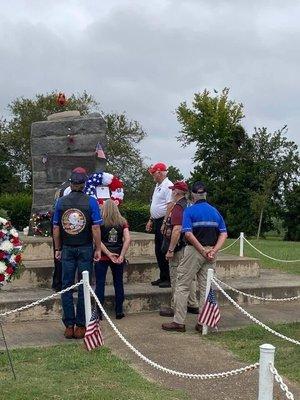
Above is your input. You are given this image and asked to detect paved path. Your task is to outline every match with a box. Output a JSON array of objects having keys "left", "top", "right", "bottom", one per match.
[{"left": 1, "top": 304, "right": 299, "bottom": 400}]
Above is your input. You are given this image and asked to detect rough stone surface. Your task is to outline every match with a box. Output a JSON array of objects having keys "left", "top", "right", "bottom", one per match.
[{"left": 30, "top": 113, "right": 107, "bottom": 215}]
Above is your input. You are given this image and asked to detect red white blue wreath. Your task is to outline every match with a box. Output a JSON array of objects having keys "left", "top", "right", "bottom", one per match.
[
  {"left": 0, "top": 217, "right": 23, "bottom": 286},
  {"left": 84, "top": 172, "right": 124, "bottom": 206}
]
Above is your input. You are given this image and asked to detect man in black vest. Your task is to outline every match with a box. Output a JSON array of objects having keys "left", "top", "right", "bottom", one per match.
[
  {"left": 53, "top": 168, "right": 102, "bottom": 339},
  {"left": 160, "top": 181, "right": 198, "bottom": 317}
]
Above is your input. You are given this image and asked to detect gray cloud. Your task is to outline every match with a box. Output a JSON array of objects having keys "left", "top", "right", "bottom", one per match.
[{"left": 0, "top": 0, "right": 299, "bottom": 177}]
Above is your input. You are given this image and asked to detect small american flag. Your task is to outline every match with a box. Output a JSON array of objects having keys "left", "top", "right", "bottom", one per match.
[
  {"left": 95, "top": 142, "right": 106, "bottom": 159},
  {"left": 84, "top": 308, "right": 104, "bottom": 351},
  {"left": 198, "top": 289, "right": 220, "bottom": 328}
]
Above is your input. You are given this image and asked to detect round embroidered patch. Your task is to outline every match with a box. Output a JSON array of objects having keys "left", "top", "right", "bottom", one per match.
[{"left": 62, "top": 208, "right": 86, "bottom": 235}]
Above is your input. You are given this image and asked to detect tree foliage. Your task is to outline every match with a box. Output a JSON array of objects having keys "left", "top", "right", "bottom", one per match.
[
  {"left": 177, "top": 88, "right": 300, "bottom": 238},
  {"left": 282, "top": 184, "right": 300, "bottom": 241}
]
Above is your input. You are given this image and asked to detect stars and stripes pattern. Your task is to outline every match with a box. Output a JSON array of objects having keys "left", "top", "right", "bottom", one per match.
[
  {"left": 198, "top": 289, "right": 220, "bottom": 328},
  {"left": 84, "top": 308, "right": 104, "bottom": 351},
  {"left": 95, "top": 142, "right": 106, "bottom": 159}
]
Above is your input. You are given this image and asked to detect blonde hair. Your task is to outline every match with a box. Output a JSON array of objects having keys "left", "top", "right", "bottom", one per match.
[{"left": 102, "top": 199, "right": 127, "bottom": 227}]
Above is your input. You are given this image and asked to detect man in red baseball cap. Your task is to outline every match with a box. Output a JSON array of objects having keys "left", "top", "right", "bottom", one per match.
[
  {"left": 159, "top": 181, "right": 198, "bottom": 317},
  {"left": 146, "top": 162, "right": 173, "bottom": 288}
]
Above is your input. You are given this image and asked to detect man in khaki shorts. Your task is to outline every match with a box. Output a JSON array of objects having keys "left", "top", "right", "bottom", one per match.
[
  {"left": 159, "top": 181, "right": 198, "bottom": 317},
  {"left": 162, "top": 181, "right": 227, "bottom": 333}
]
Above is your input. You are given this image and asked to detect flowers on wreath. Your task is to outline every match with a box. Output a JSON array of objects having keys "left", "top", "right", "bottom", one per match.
[
  {"left": 0, "top": 217, "right": 23, "bottom": 286},
  {"left": 84, "top": 172, "right": 124, "bottom": 206},
  {"left": 30, "top": 212, "right": 52, "bottom": 237}
]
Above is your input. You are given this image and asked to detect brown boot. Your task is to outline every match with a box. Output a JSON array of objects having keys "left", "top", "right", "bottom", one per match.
[
  {"left": 159, "top": 307, "right": 174, "bottom": 317},
  {"left": 64, "top": 326, "right": 74, "bottom": 339},
  {"left": 162, "top": 321, "right": 186, "bottom": 332},
  {"left": 195, "top": 323, "right": 203, "bottom": 334},
  {"left": 74, "top": 326, "right": 86, "bottom": 339}
]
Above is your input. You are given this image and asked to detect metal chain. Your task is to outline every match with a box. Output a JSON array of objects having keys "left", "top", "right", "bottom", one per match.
[
  {"left": 269, "top": 363, "right": 295, "bottom": 400},
  {"left": 219, "top": 236, "right": 240, "bottom": 252},
  {"left": 214, "top": 277, "right": 300, "bottom": 302},
  {"left": 87, "top": 283, "right": 259, "bottom": 379},
  {"left": 0, "top": 281, "right": 83, "bottom": 317},
  {"left": 212, "top": 278, "right": 300, "bottom": 346},
  {"left": 244, "top": 238, "right": 300, "bottom": 263}
]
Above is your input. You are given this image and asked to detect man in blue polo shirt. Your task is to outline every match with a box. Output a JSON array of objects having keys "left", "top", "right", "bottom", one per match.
[
  {"left": 53, "top": 167, "right": 103, "bottom": 339},
  {"left": 162, "top": 181, "right": 227, "bottom": 332}
]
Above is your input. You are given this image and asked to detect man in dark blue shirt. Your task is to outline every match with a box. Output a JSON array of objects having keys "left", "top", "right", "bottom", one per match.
[
  {"left": 162, "top": 181, "right": 227, "bottom": 333},
  {"left": 53, "top": 168, "right": 103, "bottom": 339}
]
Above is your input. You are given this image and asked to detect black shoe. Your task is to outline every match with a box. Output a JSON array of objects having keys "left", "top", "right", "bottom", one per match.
[
  {"left": 116, "top": 313, "right": 125, "bottom": 320},
  {"left": 187, "top": 306, "right": 199, "bottom": 314},
  {"left": 151, "top": 279, "right": 161, "bottom": 286},
  {"left": 159, "top": 281, "right": 171, "bottom": 288}
]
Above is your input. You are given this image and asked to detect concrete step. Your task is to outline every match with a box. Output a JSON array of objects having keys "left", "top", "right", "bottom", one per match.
[
  {"left": 20, "top": 232, "right": 156, "bottom": 261},
  {"left": 9, "top": 253, "right": 260, "bottom": 290},
  {"left": 0, "top": 269, "right": 299, "bottom": 322}
]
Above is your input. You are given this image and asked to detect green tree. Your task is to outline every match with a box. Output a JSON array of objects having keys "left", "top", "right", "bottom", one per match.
[
  {"left": 282, "top": 184, "right": 300, "bottom": 241},
  {"left": 0, "top": 92, "right": 147, "bottom": 191},
  {"left": 167, "top": 165, "right": 184, "bottom": 182},
  {"left": 176, "top": 88, "right": 300, "bottom": 237}
]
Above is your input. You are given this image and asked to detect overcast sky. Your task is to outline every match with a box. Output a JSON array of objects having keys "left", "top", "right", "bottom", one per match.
[{"left": 1, "top": 0, "right": 299, "bottom": 176}]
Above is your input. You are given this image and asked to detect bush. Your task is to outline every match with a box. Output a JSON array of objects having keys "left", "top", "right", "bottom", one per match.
[
  {"left": 0, "top": 193, "right": 32, "bottom": 230},
  {"left": 120, "top": 201, "right": 150, "bottom": 232}
]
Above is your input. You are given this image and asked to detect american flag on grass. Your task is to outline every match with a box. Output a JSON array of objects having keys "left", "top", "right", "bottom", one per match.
[
  {"left": 84, "top": 308, "right": 104, "bottom": 351},
  {"left": 95, "top": 142, "right": 106, "bottom": 159},
  {"left": 198, "top": 289, "right": 220, "bottom": 328}
]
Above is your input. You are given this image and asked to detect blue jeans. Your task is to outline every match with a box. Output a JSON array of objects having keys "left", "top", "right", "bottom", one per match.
[
  {"left": 61, "top": 244, "right": 93, "bottom": 327},
  {"left": 95, "top": 260, "right": 124, "bottom": 315}
]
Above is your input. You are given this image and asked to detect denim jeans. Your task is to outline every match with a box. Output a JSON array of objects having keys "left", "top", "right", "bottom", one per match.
[
  {"left": 95, "top": 260, "right": 124, "bottom": 315},
  {"left": 61, "top": 244, "right": 93, "bottom": 327}
]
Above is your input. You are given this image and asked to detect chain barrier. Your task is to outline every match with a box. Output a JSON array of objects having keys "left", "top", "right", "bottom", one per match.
[
  {"left": 0, "top": 281, "right": 83, "bottom": 317},
  {"left": 214, "top": 277, "right": 300, "bottom": 302},
  {"left": 212, "top": 278, "right": 300, "bottom": 346},
  {"left": 219, "top": 236, "right": 240, "bottom": 252},
  {"left": 87, "top": 283, "right": 259, "bottom": 379},
  {"left": 244, "top": 238, "right": 300, "bottom": 263},
  {"left": 269, "top": 363, "right": 295, "bottom": 400}
]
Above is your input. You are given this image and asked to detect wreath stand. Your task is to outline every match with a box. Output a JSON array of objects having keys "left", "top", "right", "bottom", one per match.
[{"left": 0, "top": 321, "right": 16, "bottom": 379}]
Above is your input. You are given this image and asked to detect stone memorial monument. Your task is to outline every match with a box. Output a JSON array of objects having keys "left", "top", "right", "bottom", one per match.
[{"left": 30, "top": 111, "right": 107, "bottom": 217}]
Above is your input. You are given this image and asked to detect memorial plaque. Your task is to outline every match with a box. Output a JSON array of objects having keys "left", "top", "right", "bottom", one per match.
[{"left": 46, "top": 155, "right": 96, "bottom": 183}]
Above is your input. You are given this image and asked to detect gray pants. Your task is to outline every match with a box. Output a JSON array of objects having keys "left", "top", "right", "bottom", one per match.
[
  {"left": 169, "top": 248, "right": 198, "bottom": 309},
  {"left": 173, "top": 245, "right": 216, "bottom": 325}
]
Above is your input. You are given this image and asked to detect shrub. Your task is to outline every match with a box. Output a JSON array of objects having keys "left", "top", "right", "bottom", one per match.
[
  {"left": 0, "top": 193, "right": 32, "bottom": 230},
  {"left": 120, "top": 201, "right": 150, "bottom": 232}
]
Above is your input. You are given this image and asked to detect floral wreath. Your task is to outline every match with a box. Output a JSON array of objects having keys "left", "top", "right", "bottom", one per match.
[
  {"left": 30, "top": 212, "right": 52, "bottom": 237},
  {"left": 0, "top": 217, "right": 23, "bottom": 286},
  {"left": 84, "top": 172, "right": 124, "bottom": 206}
]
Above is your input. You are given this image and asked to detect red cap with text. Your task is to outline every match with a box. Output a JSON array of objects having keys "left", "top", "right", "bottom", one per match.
[{"left": 148, "top": 162, "right": 167, "bottom": 174}]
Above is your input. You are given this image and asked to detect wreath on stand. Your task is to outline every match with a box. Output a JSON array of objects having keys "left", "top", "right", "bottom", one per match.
[
  {"left": 0, "top": 217, "right": 23, "bottom": 286},
  {"left": 30, "top": 212, "right": 52, "bottom": 237},
  {"left": 84, "top": 172, "right": 124, "bottom": 206}
]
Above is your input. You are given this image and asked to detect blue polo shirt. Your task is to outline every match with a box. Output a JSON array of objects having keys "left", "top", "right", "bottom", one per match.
[{"left": 182, "top": 200, "right": 227, "bottom": 246}]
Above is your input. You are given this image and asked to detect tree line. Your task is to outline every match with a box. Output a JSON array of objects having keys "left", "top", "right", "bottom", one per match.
[{"left": 0, "top": 89, "right": 299, "bottom": 240}]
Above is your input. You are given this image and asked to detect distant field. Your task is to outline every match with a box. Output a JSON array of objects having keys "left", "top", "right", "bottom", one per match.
[{"left": 223, "top": 238, "right": 300, "bottom": 274}]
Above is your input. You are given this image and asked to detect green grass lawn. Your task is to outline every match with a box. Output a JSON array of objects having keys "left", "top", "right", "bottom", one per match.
[
  {"left": 0, "top": 344, "right": 189, "bottom": 400},
  {"left": 224, "top": 238, "right": 300, "bottom": 274},
  {"left": 205, "top": 323, "right": 300, "bottom": 383}
]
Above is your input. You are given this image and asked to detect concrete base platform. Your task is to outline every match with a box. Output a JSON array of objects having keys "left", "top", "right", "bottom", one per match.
[{"left": 1, "top": 269, "right": 299, "bottom": 322}]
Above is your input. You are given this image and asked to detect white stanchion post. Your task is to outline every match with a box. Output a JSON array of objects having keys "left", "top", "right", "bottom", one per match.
[
  {"left": 258, "top": 343, "right": 275, "bottom": 400},
  {"left": 82, "top": 270, "right": 92, "bottom": 327},
  {"left": 239, "top": 232, "right": 244, "bottom": 257},
  {"left": 202, "top": 268, "right": 214, "bottom": 336}
]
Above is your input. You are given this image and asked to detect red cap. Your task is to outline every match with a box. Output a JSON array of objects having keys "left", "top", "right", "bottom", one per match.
[
  {"left": 169, "top": 181, "right": 189, "bottom": 192},
  {"left": 72, "top": 167, "right": 87, "bottom": 174},
  {"left": 148, "top": 162, "right": 167, "bottom": 174}
]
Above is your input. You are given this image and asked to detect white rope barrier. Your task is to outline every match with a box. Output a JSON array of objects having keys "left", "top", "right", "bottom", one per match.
[
  {"left": 214, "top": 277, "right": 300, "bottom": 302},
  {"left": 87, "top": 283, "right": 259, "bottom": 379},
  {"left": 0, "top": 281, "right": 83, "bottom": 317},
  {"left": 219, "top": 236, "right": 240, "bottom": 252},
  {"left": 244, "top": 238, "right": 300, "bottom": 263},
  {"left": 212, "top": 278, "right": 300, "bottom": 346},
  {"left": 269, "top": 363, "right": 295, "bottom": 400}
]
